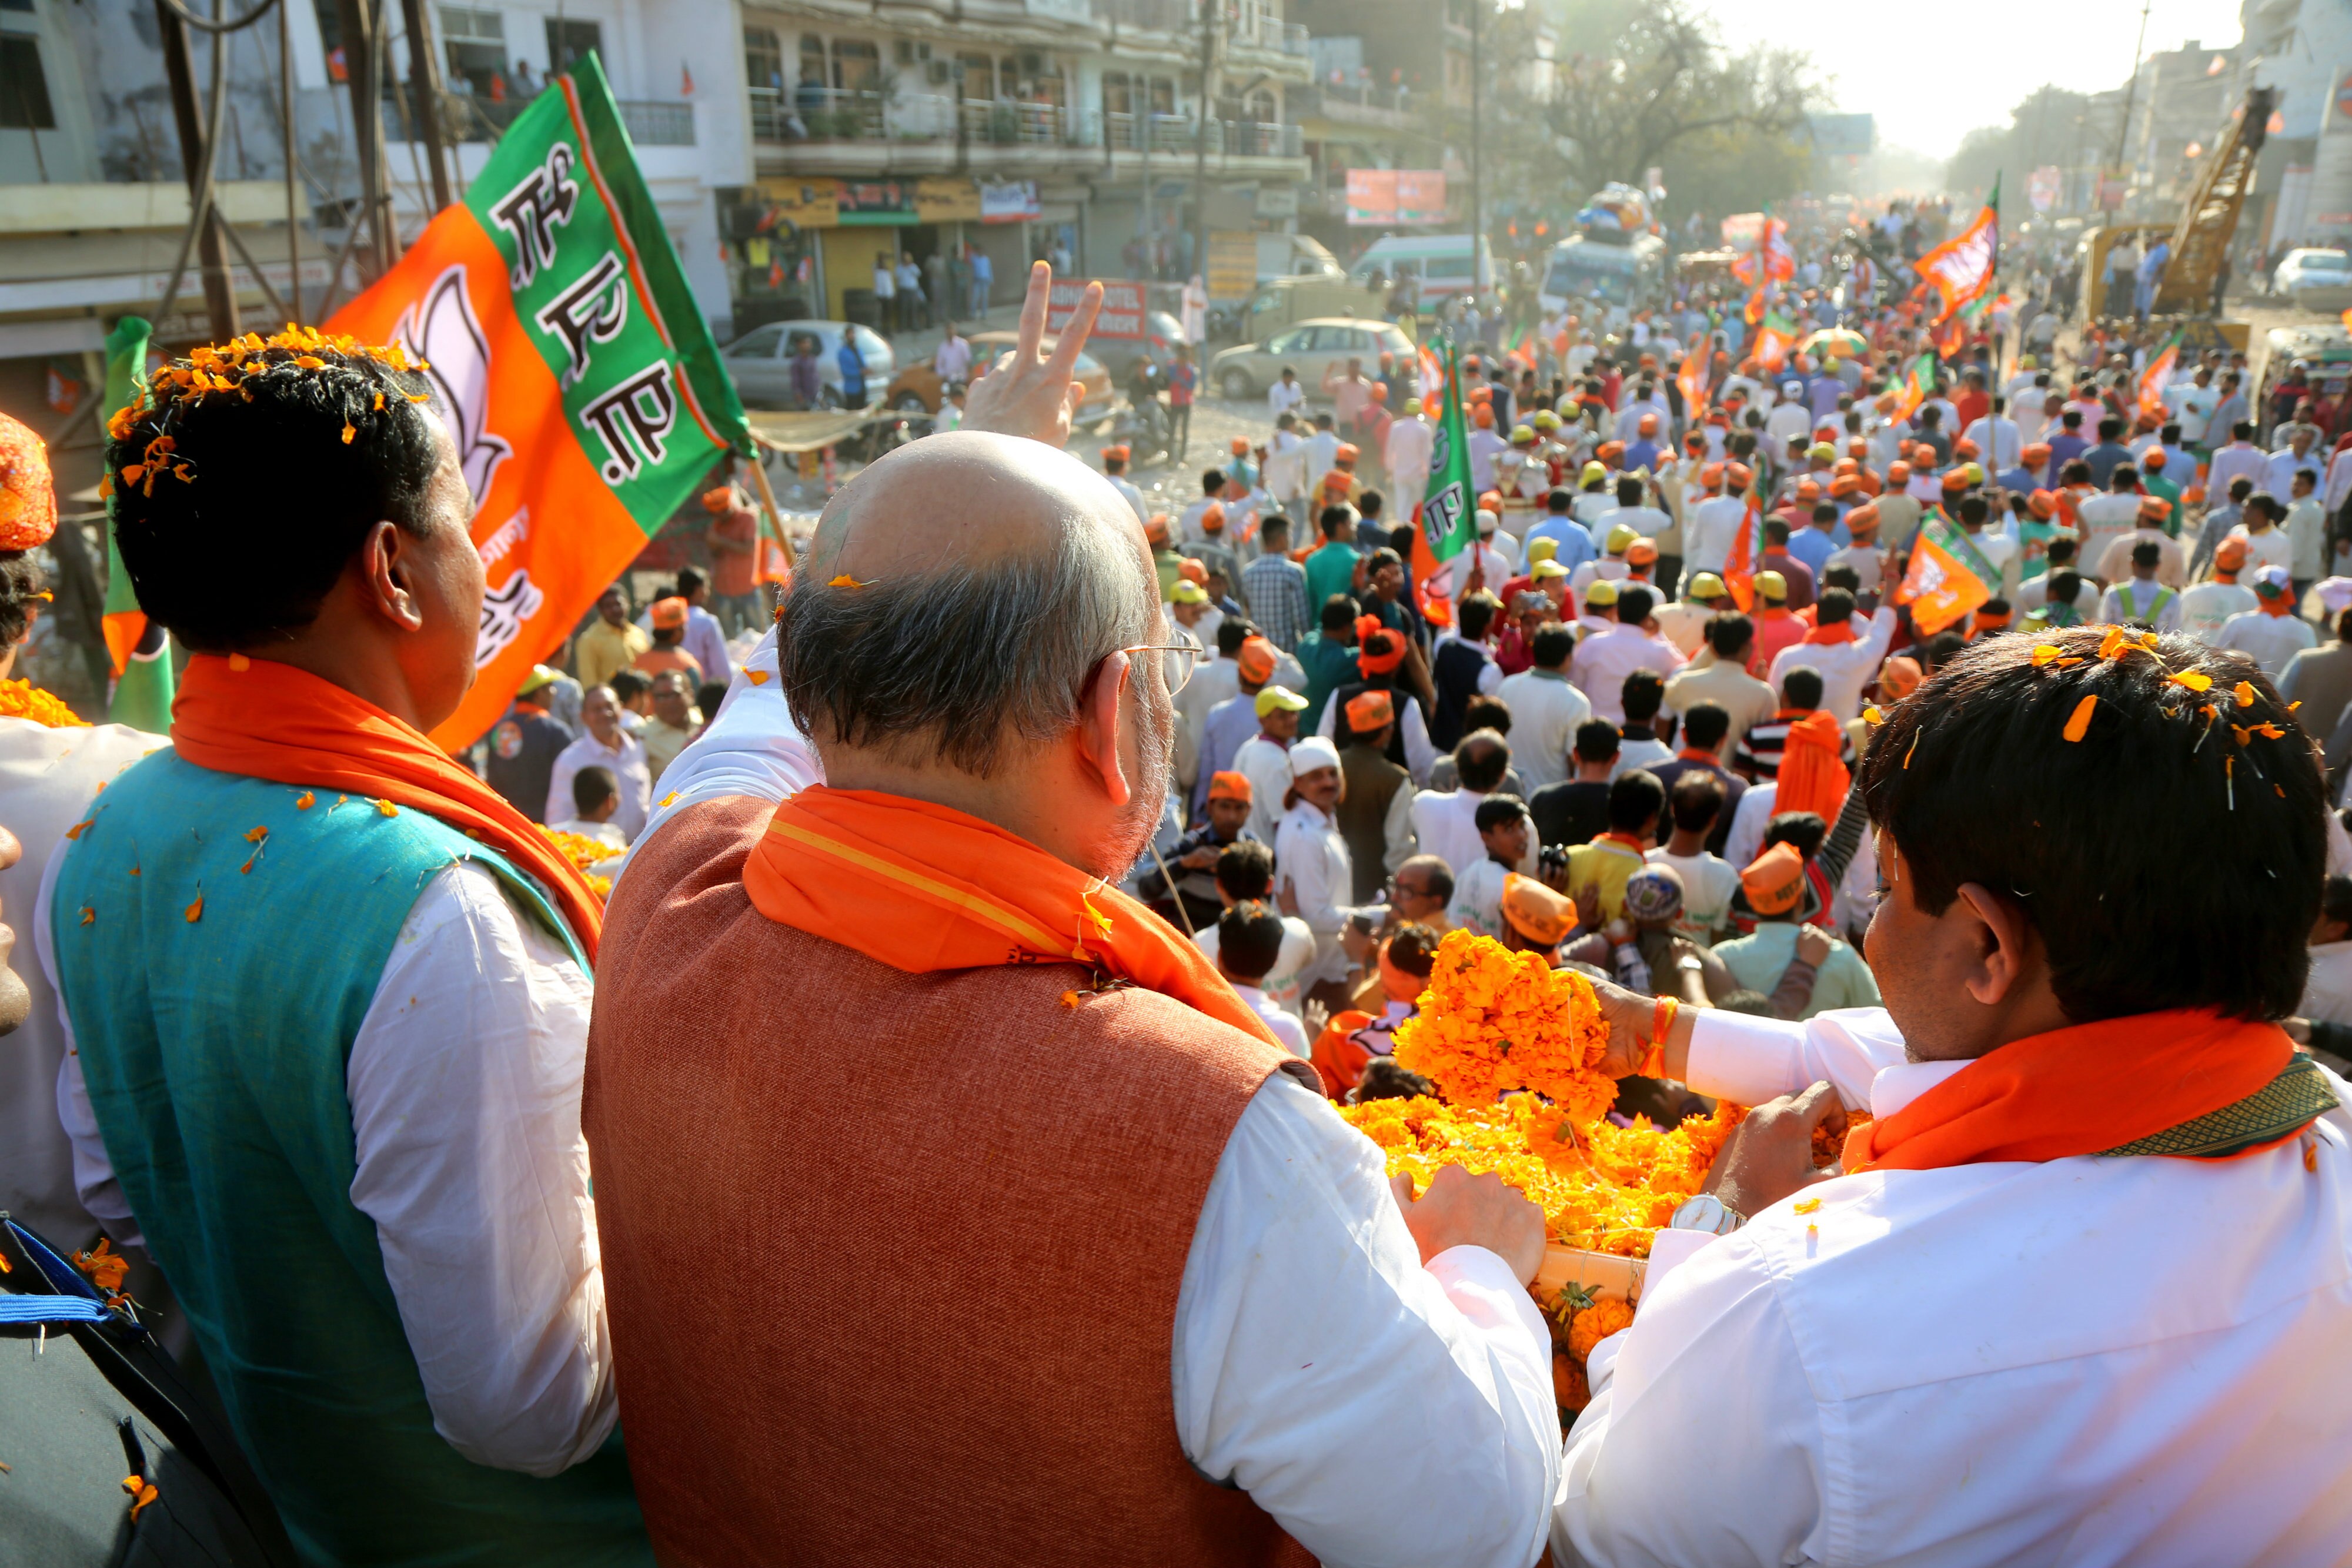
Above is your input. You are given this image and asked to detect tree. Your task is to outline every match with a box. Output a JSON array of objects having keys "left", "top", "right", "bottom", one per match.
[
  {"left": 1542, "top": 0, "right": 1812, "bottom": 196},
  {"left": 1943, "top": 86, "right": 2106, "bottom": 209}
]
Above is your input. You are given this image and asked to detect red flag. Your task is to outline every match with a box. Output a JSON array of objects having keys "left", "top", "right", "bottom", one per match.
[{"left": 1722, "top": 492, "right": 1762, "bottom": 611}]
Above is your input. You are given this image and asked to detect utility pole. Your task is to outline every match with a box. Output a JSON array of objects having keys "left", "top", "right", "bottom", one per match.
[
  {"left": 398, "top": 0, "right": 455, "bottom": 210},
  {"left": 1193, "top": 0, "right": 1216, "bottom": 287},
  {"left": 156, "top": 0, "right": 241, "bottom": 340},
  {"left": 1469, "top": 0, "right": 1483, "bottom": 282},
  {"left": 336, "top": 0, "right": 394, "bottom": 276},
  {"left": 2110, "top": 0, "right": 2153, "bottom": 206}
]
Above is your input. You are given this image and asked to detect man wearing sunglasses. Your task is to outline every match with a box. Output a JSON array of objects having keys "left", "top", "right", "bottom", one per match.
[{"left": 588, "top": 264, "right": 1559, "bottom": 1568}]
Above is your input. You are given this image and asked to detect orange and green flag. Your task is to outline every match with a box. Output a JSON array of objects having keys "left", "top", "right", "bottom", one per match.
[
  {"left": 1894, "top": 351, "right": 1937, "bottom": 420},
  {"left": 1409, "top": 336, "right": 1477, "bottom": 625},
  {"left": 328, "top": 54, "right": 749, "bottom": 752},
  {"left": 1892, "top": 510, "right": 1994, "bottom": 633},
  {"left": 2137, "top": 332, "right": 2181, "bottom": 425},
  {"left": 1753, "top": 309, "right": 1798, "bottom": 372}
]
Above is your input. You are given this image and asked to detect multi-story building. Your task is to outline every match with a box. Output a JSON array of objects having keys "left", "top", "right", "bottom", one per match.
[{"left": 729, "top": 0, "right": 1312, "bottom": 327}]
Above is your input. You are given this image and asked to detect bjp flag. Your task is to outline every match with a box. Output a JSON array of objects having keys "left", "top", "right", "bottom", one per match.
[
  {"left": 2137, "top": 332, "right": 2181, "bottom": 426},
  {"left": 328, "top": 54, "right": 750, "bottom": 751},
  {"left": 1891, "top": 513, "right": 1993, "bottom": 634}
]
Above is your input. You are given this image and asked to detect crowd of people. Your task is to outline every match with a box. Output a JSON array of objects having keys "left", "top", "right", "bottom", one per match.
[{"left": 2, "top": 255, "right": 2351, "bottom": 1567}]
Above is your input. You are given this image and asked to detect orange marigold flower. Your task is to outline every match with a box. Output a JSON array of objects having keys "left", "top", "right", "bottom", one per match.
[
  {"left": 2167, "top": 670, "right": 2213, "bottom": 693},
  {"left": 0, "top": 678, "right": 89, "bottom": 728},
  {"left": 2236, "top": 681, "right": 2257, "bottom": 708},
  {"left": 1568, "top": 1297, "right": 1635, "bottom": 1359},
  {"left": 2062, "top": 693, "right": 2097, "bottom": 742}
]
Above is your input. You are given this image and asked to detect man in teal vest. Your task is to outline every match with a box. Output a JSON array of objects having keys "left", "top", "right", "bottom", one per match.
[{"left": 47, "top": 330, "right": 649, "bottom": 1566}]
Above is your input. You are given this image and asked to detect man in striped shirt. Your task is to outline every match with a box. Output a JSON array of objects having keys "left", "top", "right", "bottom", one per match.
[
  {"left": 1732, "top": 667, "right": 1853, "bottom": 780},
  {"left": 1241, "top": 514, "right": 1311, "bottom": 650}
]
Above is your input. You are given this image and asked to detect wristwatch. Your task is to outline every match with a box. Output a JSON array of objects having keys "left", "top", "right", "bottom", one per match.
[{"left": 1669, "top": 1193, "right": 1745, "bottom": 1235}]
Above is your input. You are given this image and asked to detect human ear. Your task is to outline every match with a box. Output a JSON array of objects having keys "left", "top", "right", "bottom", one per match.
[
  {"left": 362, "top": 521, "right": 427, "bottom": 634},
  {"left": 1075, "top": 650, "right": 1134, "bottom": 809},
  {"left": 1954, "top": 881, "right": 2032, "bottom": 1007}
]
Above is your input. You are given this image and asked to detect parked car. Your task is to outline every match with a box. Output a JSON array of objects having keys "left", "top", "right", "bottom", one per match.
[
  {"left": 1208, "top": 317, "right": 1418, "bottom": 402},
  {"left": 2276, "top": 248, "right": 2352, "bottom": 308},
  {"left": 884, "top": 330, "right": 1116, "bottom": 428},
  {"left": 1085, "top": 309, "right": 1186, "bottom": 386},
  {"left": 722, "top": 319, "right": 895, "bottom": 409},
  {"left": 1215, "top": 279, "right": 1389, "bottom": 345}
]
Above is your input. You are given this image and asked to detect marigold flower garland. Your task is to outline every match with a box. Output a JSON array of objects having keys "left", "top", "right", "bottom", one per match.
[
  {"left": 538, "top": 826, "right": 616, "bottom": 903},
  {"left": 0, "top": 677, "right": 88, "bottom": 728},
  {"left": 1389, "top": 928, "right": 1615, "bottom": 1124}
]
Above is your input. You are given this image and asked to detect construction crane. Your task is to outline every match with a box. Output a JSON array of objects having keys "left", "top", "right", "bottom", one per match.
[{"left": 2152, "top": 85, "right": 2274, "bottom": 316}]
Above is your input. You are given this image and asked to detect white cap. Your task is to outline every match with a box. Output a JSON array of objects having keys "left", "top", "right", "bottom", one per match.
[
  {"left": 2253, "top": 563, "right": 2293, "bottom": 593},
  {"left": 1476, "top": 508, "right": 1499, "bottom": 536},
  {"left": 1783, "top": 380, "right": 1802, "bottom": 394},
  {"left": 1288, "top": 735, "right": 1342, "bottom": 778}
]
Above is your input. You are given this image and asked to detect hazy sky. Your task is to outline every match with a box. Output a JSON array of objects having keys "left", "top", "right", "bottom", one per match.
[{"left": 1700, "top": 0, "right": 2249, "bottom": 161}]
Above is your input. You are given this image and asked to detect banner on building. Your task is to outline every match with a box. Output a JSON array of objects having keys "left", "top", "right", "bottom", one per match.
[
  {"left": 2027, "top": 165, "right": 2062, "bottom": 213},
  {"left": 1045, "top": 278, "right": 1146, "bottom": 339},
  {"left": 1345, "top": 169, "right": 1447, "bottom": 226},
  {"left": 979, "top": 179, "right": 1040, "bottom": 224},
  {"left": 327, "top": 53, "right": 749, "bottom": 752}
]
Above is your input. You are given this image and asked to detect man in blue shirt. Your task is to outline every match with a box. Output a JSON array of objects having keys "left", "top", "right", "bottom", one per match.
[
  {"left": 1525, "top": 487, "right": 1597, "bottom": 574},
  {"left": 1784, "top": 502, "right": 1839, "bottom": 579},
  {"left": 836, "top": 335, "right": 868, "bottom": 408}
]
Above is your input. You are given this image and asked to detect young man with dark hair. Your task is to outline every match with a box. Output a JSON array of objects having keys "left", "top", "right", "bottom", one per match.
[
  {"left": 1664, "top": 611, "right": 1778, "bottom": 763},
  {"left": 1293, "top": 593, "right": 1364, "bottom": 728},
  {"left": 1302, "top": 503, "right": 1361, "bottom": 616},
  {"left": 1568, "top": 585, "right": 1684, "bottom": 726},
  {"left": 1213, "top": 901, "right": 1309, "bottom": 1055},
  {"left": 1563, "top": 768, "right": 1665, "bottom": 920},
  {"left": 1529, "top": 717, "right": 1623, "bottom": 848},
  {"left": 1430, "top": 591, "right": 1505, "bottom": 752},
  {"left": 52, "top": 333, "right": 647, "bottom": 1560},
  {"left": 1445, "top": 793, "right": 1536, "bottom": 938},
  {"left": 1498, "top": 620, "right": 1593, "bottom": 790},
  {"left": 1648, "top": 700, "right": 1748, "bottom": 854},
  {"left": 548, "top": 764, "right": 627, "bottom": 850},
  {"left": 1564, "top": 626, "right": 2350, "bottom": 1566},
  {"left": 1410, "top": 729, "right": 1521, "bottom": 879},
  {"left": 1645, "top": 771, "right": 1740, "bottom": 944},
  {"left": 1614, "top": 670, "right": 1673, "bottom": 777},
  {"left": 1765, "top": 584, "right": 1896, "bottom": 723},
  {"left": 1734, "top": 665, "right": 1848, "bottom": 780}
]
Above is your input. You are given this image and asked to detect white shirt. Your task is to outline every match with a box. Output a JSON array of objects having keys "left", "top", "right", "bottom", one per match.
[
  {"left": 2099, "top": 576, "right": 2183, "bottom": 630},
  {"left": 622, "top": 639, "right": 1563, "bottom": 1566},
  {"left": 1446, "top": 854, "right": 1514, "bottom": 940},
  {"left": 1195, "top": 913, "right": 1317, "bottom": 1014},
  {"left": 2165, "top": 380, "right": 2219, "bottom": 444},
  {"left": 1107, "top": 473, "right": 1148, "bottom": 523},
  {"left": 0, "top": 718, "right": 164, "bottom": 1248},
  {"left": 2291, "top": 496, "right": 2329, "bottom": 580},
  {"left": 933, "top": 336, "right": 972, "bottom": 382},
  {"left": 2226, "top": 524, "right": 2297, "bottom": 579},
  {"left": 2093, "top": 526, "right": 2187, "bottom": 589},
  {"left": 1273, "top": 798, "right": 1355, "bottom": 987},
  {"left": 1569, "top": 623, "right": 1686, "bottom": 724},
  {"left": 2179, "top": 580, "right": 2260, "bottom": 644},
  {"left": 1227, "top": 981, "right": 1309, "bottom": 1056},
  {"left": 1959, "top": 414, "right": 2022, "bottom": 471},
  {"left": 2268, "top": 445, "right": 2324, "bottom": 499},
  {"left": 2073, "top": 493, "right": 2142, "bottom": 576},
  {"left": 2213, "top": 608, "right": 2318, "bottom": 676},
  {"left": 2303, "top": 941, "right": 2352, "bottom": 1027},
  {"left": 1229, "top": 733, "right": 1295, "bottom": 847},
  {"left": 1765, "top": 606, "right": 1895, "bottom": 722},
  {"left": 1264, "top": 430, "right": 1308, "bottom": 502},
  {"left": 2326, "top": 447, "right": 2352, "bottom": 517},
  {"left": 45, "top": 860, "right": 619, "bottom": 1477},
  {"left": 1304, "top": 429, "right": 1341, "bottom": 484},
  {"left": 1683, "top": 494, "right": 1749, "bottom": 574},
  {"left": 1386, "top": 414, "right": 1432, "bottom": 493},
  {"left": 1268, "top": 377, "right": 1306, "bottom": 417},
  {"left": 1496, "top": 667, "right": 1594, "bottom": 789},
  {"left": 1555, "top": 1005, "right": 2352, "bottom": 1568},
  {"left": 547, "top": 730, "right": 652, "bottom": 843},
  {"left": 2207, "top": 442, "right": 2267, "bottom": 501},
  {"left": 1645, "top": 845, "right": 1739, "bottom": 943},
  {"left": 1722, "top": 780, "right": 1778, "bottom": 872}
]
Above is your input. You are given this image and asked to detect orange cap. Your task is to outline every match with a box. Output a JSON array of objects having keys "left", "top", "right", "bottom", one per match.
[
  {"left": 1345, "top": 688, "right": 1395, "bottom": 731},
  {"left": 1237, "top": 634, "right": 1277, "bottom": 684},
  {"left": 1501, "top": 872, "right": 1577, "bottom": 945},
  {"left": 1207, "top": 770, "right": 1252, "bottom": 804},
  {"left": 1740, "top": 842, "right": 1806, "bottom": 917},
  {"left": 650, "top": 596, "right": 689, "bottom": 630}
]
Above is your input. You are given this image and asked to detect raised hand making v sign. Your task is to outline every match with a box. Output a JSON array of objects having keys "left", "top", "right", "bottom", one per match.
[{"left": 960, "top": 261, "right": 1104, "bottom": 449}]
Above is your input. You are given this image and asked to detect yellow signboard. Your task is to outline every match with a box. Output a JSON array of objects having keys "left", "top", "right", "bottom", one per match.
[
  {"left": 1208, "top": 230, "right": 1258, "bottom": 302},
  {"left": 759, "top": 177, "right": 841, "bottom": 228},
  {"left": 754, "top": 176, "right": 981, "bottom": 228}
]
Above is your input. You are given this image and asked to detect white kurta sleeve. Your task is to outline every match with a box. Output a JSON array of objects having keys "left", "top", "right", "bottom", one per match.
[
  {"left": 1552, "top": 1230, "right": 1829, "bottom": 1568},
  {"left": 1682, "top": 1006, "right": 1908, "bottom": 1111},
  {"left": 1174, "top": 1072, "right": 1559, "bottom": 1568},
  {"left": 344, "top": 861, "right": 617, "bottom": 1477},
  {"left": 1402, "top": 697, "right": 1436, "bottom": 784},
  {"left": 616, "top": 626, "right": 821, "bottom": 880}
]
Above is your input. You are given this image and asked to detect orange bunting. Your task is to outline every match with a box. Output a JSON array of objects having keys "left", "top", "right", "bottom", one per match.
[{"left": 2062, "top": 694, "right": 2099, "bottom": 742}]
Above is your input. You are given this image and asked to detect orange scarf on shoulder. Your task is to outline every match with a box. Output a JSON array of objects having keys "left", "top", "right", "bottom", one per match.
[
  {"left": 741, "top": 786, "right": 1281, "bottom": 1049},
  {"left": 1800, "top": 619, "right": 1857, "bottom": 646},
  {"left": 1773, "top": 709, "right": 1849, "bottom": 822},
  {"left": 172, "top": 654, "right": 603, "bottom": 960},
  {"left": 1846, "top": 1010, "right": 2304, "bottom": 1171}
]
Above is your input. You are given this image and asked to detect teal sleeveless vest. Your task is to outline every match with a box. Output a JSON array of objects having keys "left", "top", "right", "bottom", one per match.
[{"left": 50, "top": 754, "right": 650, "bottom": 1568}]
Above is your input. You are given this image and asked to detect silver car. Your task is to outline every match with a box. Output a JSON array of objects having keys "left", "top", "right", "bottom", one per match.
[
  {"left": 2277, "top": 249, "right": 2352, "bottom": 310},
  {"left": 723, "top": 320, "right": 896, "bottom": 409},
  {"left": 1208, "top": 317, "right": 1417, "bottom": 402}
]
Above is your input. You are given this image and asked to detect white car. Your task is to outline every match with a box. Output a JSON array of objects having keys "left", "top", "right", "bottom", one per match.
[
  {"left": 2274, "top": 248, "right": 2352, "bottom": 306},
  {"left": 722, "top": 320, "right": 895, "bottom": 409}
]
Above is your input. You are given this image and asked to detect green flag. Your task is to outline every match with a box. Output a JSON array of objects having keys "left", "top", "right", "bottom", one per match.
[
  {"left": 99, "top": 315, "right": 175, "bottom": 733},
  {"left": 1413, "top": 337, "right": 1476, "bottom": 612}
]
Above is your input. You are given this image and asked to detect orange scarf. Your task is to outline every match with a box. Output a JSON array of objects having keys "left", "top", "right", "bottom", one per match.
[
  {"left": 1800, "top": 619, "right": 1858, "bottom": 646},
  {"left": 741, "top": 786, "right": 1281, "bottom": 1049},
  {"left": 172, "top": 654, "right": 603, "bottom": 960},
  {"left": 1846, "top": 1010, "right": 2301, "bottom": 1171},
  {"left": 1774, "top": 709, "right": 1849, "bottom": 821}
]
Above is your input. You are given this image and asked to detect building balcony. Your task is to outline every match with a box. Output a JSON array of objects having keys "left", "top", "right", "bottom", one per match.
[
  {"left": 385, "top": 88, "right": 695, "bottom": 146},
  {"left": 749, "top": 88, "right": 1304, "bottom": 176},
  {"left": 1288, "top": 82, "right": 1416, "bottom": 131}
]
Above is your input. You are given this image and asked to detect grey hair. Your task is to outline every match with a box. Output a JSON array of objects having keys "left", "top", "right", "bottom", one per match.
[{"left": 778, "top": 517, "right": 1155, "bottom": 777}]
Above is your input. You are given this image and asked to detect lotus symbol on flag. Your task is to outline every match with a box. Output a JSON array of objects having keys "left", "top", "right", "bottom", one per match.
[{"left": 394, "top": 265, "right": 515, "bottom": 513}]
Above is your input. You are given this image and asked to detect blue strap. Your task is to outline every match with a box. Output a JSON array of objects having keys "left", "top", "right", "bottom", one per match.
[{"left": 0, "top": 1295, "right": 108, "bottom": 1326}]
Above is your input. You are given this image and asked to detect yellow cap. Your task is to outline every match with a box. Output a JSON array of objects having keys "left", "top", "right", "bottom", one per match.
[
  {"left": 1528, "top": 537, "right": 1559, "bottom": 564},
  {"left": 1688, "top": 571, "right": 1728, "bottom": 599},
  {"left": 1755, "top": 570, "right": 1788, "bottom": 601},
  {"left": 1170, "top": 580, "right": 1209, "bottom": 604},
  {"left": 1254, "top": 685, "right": 1309, "bottom": 717},
  {"left": 1581, "top": 461, "right": 1607, "bottom": 484},
  {"left": 1585, "top": 578, "right": 1621, "bottom": 607},
  {"left": 1605, "top": 523, "right": 1639, "bottom": 553},
  {"left": 1532, "top": 559, "right": 1570, "bottom": 580}
]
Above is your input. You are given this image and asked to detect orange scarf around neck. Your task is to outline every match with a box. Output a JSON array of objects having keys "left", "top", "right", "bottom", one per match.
[
  {"left": 172, "top": 654, "right": 603, "bottom": 961},
  {"left": 741, "top": 786, "right": 1281, "bottom": 1049},
  {"left": 1773, "top": 709, "right": 1849, "bottom": 822},
  {"left": 1846, "top": 1010, "right": 2304, "bottom": 1171},
  {"left": 1800, "top": 619, "right": 1858, "bottom": 646}
]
